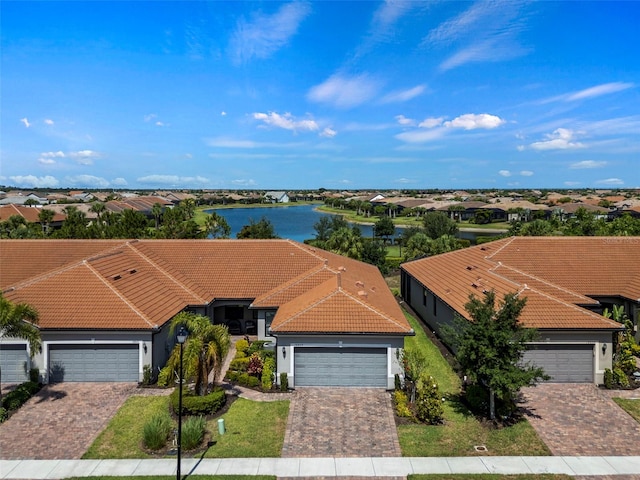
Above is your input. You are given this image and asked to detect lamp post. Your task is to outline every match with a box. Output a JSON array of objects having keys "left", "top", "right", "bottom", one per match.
[{"left": 176, "top": 326, "right": 188, "bottom": 480}]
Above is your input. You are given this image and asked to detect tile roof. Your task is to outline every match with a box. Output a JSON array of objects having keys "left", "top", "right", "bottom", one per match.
[
  {"left": 0, "top": 205, "right": 65, "bottom": 223},
  {"left": 1, "top": 239, "right": 410, "bottom": 335},
  {"left": 401, "top": 236, "right": 640, "bottom": 330}
]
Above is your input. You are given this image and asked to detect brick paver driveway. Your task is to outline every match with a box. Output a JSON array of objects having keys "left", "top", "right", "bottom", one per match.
[
  {"left": 0, "top": 383, "right": 136, "bottom": 459},
  {"left": 281, "top": 387, "right": 400, "bottom": 457},
  {"left": 522, "top": 383, "right": 640, "bottom": 456}
]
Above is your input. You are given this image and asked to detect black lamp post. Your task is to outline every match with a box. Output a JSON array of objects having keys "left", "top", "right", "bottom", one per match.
[{"left": 176, "top": 326, "right": 188, "bottom": 480}]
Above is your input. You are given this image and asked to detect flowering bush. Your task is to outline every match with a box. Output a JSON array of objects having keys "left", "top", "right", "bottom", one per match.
[{"left": 247, "top": 352, "right": 264, "bottom": 376}]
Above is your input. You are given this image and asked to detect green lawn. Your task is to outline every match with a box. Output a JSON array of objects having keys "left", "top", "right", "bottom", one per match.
[
  {"left": 398, "top": 311, "right": 550, "bottom": 457},
  {"left": 613, "top": 398, "right": 640, "bottom": 423},
  {"left": 203, "top": 398, "right": 289, "bottom": 458},
  {"left": 409, "top": 476, "right": 570, "bottom": 480},
  {"left": 83, "top": 395, "right": 289, "bottom": 459}
]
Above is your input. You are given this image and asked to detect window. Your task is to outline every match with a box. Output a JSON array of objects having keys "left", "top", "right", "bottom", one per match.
[
  {"left": 265, "top": 311, "right": 276, "bottom": 332},
  {"left": 226, "top": 306, "right": 244, "bottom": 320},
  {"left": 423, "top": 289, "right": 427, "bottom": 307},
  {"left": 432, "top": 293, "right": 437, "bottom": 317}
]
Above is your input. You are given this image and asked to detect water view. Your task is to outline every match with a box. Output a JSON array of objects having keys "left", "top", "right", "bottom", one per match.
[{"left": 206, "top": 204, "right": 385, "bottom": 242}]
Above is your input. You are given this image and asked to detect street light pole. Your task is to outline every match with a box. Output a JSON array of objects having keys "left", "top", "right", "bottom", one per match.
[{"left": 176, "top": 326, "right": 187, "bottom": 480}]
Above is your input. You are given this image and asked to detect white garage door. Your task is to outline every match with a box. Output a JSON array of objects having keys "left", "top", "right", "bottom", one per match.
[
  {"left": 0, "top": 344, "right": 29, "bottom": 383},
  {"left": 294, "top": 347, "right": 387, "bottom": 387},
  {"left": 523, "top": 344, "right": 594, "bottom": 383},
  {"left": 49, "top": 344, "right": 139, "bottom": 382}
]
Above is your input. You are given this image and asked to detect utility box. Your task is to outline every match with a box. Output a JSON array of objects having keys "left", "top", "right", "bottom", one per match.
[{"left": 218, "top": 418, "right": 225, "bottom": 435}]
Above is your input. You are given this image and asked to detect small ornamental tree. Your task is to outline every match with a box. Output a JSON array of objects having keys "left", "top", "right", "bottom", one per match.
[{"left": 446, "top": 290, "right": 548, "bottom": 420}]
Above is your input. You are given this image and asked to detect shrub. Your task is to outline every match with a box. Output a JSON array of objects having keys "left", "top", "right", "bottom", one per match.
[
  {"left": 247, "top": 340, "right": 268, "bottom": 355},
  {"left": 143, "top": 412, "right": 173, "bottom": 450},
  {"left": 142, "top": 364, "right": 154, "bottom": 386},
  {"left": 235, "top": 339, "right": 250, "bottom": 355},
  {"left": 393, "top": 390, "right": 412, "bottom": 418},
  {"left": 0, "top": 407, "right": 8, "bottom": 423},
  {"left": 261, "top": 357, "right": 275, "bottom": 390},
  {"left": 1, "top": 381, "right": 40, "bottom": 411},
  {"left": 229, "top": 357, "right": 250, "bottom": 372},
  {"left": 181, "top": 415, "right": 206, "bottom": 451},
  {"left": 465, "top": 384, "right": 489, "bottom": 415},
  {"left": 280, "top": 372, "right": 288, "bottom": 391},
  {"left": 225, "top": 371, "right": 239, "bottom": 382},
  {"left": 29, "top": 368, "right": 40, "bottom": 384},
  {"left": 604, "top": 368, "right": 614, "bottom": 389},
  {"left": 247, "top": 353, "right": 263, "bottom": 376},
  {"left": 614, "top": 367, "right": 630, "bottom": 388},
  {"left": 415, "top": 374, "right": 444, "bottom": 425},
  {"left": 236, "top": 373, "right": 260, "bottom": 387},
  {"left": 170, "top": 387, "right": 226, "bottom": 416},
  {"left": 394, "top": 373, "right": 402, "bottom": 391}
]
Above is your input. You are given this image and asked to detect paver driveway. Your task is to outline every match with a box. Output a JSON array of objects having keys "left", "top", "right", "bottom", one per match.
[
  {"left": 522, "top": 383, "right": 640, "bottom": 456},
  {"left": 281, "top": 387, "right": 400, "bottom": 457},
  {"left": 0, "top": 383, "right": 136, "bottom": 459}
]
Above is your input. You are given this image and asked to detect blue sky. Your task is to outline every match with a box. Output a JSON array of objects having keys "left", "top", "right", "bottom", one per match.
[{"left": 2, "top": 1, "right": 639, "bottom": 191}]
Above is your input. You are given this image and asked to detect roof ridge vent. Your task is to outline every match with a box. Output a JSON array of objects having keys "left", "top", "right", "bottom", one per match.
[
  {"left": 358, "top": 290, "right": 368, "bottom": 298},
  {"left": 355, "top": 280, "right": 364, "bottom": 287}
]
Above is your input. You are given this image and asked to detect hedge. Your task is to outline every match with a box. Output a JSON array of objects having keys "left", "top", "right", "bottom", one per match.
[{"left": 170, "top": 387, "right": 226, "bottom": 416}]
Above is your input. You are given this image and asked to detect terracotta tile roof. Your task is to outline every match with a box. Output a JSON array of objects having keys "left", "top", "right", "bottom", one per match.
[
  {"left": 0, "top": 205, "right": 65, "bottom": 223},
  {"left": 401, "top": 237, "right": 639, "bottom": 330},
  {"left": 1, "top": 239, "right": 410, "bottom": 335}
]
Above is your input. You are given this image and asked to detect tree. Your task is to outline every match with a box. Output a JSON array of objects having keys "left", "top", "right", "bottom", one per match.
[
  {"left": 204, "top": 212, "right": 231, "bottom": 238},
  {"left": 24, "top": 198, "right": 40, "bottom": 207},
  {"left": 0, "top": 294, "right": 41, "bottom": 392},
  {"left": 38, "top": 208, "right": 55, "bottom": 236},
  {"left": 403, "top": 232, "right": 432, "bottom": 261},
  {"left": 313, "top": 215, "right": 349, "bottom": 244},
  {"left": 472, "top": 209, "right": 492, "bottom": 225},
  {"left": 158, "top": 312, "right": 231, "bottom": 396},
  {"left": 237, "top": 217, "right": 278, "bottom": 239},
  {"left": 181, "top": 198, "right": 196, "bottom": 220},
  {"left": 422, "top": 212, "right": 458, "bottom": 240},
  {"left": 361, "top": 238, "right": 387, "bottom": 273},
  {"left": 151, "top": 203, "right": 163, "bottom": 231},
  {"left": 445, "top": 290, "right": 548, "bottom": 420},
  {"left": 374, "top": 216, "right": 395, "bottom": 243},
  {"left": 55, "top": 206, "right": 89, "bottom": 238},
  {"left": 324, "top": 226, "right": 363, "bottom": 260}
]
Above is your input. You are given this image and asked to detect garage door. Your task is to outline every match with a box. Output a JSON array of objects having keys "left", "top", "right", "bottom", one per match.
[
  {"left": 0, "top": 344, "right": 29, "bottom": 383},
  {"left": 523, "top": 344, "right": 594, "bottom": 383},
  {"left": 49, "top": 344, "right": 139, "bottom": 382},
  {"left": 294, "top": 347, "right": 387, "bottom": 387}
]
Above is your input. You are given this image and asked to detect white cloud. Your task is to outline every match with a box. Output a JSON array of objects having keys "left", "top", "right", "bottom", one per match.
[
  {"left": 111, "top": 177, "right": 128, "bottom": 186},
  {"left": 395, "top": 115, "right": 415, "bottom": 126},
  {"left": 596, "top": 178, "right": 624, "bottom": 186},
  {"left": 419, "top": 117, "right": 444, "bottom": 128},
  {"left": 381, "top": 85, "right": 427, "bottom": 103},
  {"left": 10, "top": 175, "right": 59, "bottom": 188},
  {"left": 570, "top": 160, "right": 607, "bottom": 169},
  {"left": 69, "top": 150, "right": 101, "bottom": 165},
  {"left": 444, "top": 113, "right": 505, "bottom": 130},
  {"left": 231, "top": 179, "right": 257, "bottom": 186},
  {"left": 38, "top": 158, "right": 56, "bottom": 165},
  {"left": 520, "top": 170, "right": 534, "bottom": 176},
  {"left": 20, "top": 118, "right": 31, "bottom": 128},
  {"left": 529, "top": 128, "right": 585, "bottom": 150},
  {"left": 252, "top": 111, "right": 319, "bottom": 132},
  {"left": 137, "top": 175, "right": 210, "bottom": 186},
  {"left": 41, "top": 151, "right": 66, "bottom": 158},
  {"left": 499, "top": 170, "right": 512, "bottom": 177},
  {"left": 66, "top": 175, "right": 110, "bottom": 188},
  {"left": 320, "top": 127, "right": 337, "bottom": 138},
  {"left": 426, "top": 0, "right": 531, "bottom": 71},
  {"left": 307, "top": 74, "right": 380, "bottom": 108},
  {"left": 394, "top": 177, "right": 418, "bottom": 184},
  {"left": 44, "top": 119, "right": 54, "bottom": 125},
  {"left": 220, "top": 111, "right": 227, "bottom": 116},
  {"left": 516, "top": 145, "right": 526, "bottom": 152},
  {"left": 567, "top": 82, "right": 634, "bottom": 101},
  {"left": 564, "top": 181, "right": 581, "bottom": 186},
  {"left": 144, "top": 114, "right": 157, "bottom": 122},
  {"left": 230, "top": 2, "right": 311, "bottom": 65},
  {"left": 395, "top": 127, "right": 448, "bottom": 143}
]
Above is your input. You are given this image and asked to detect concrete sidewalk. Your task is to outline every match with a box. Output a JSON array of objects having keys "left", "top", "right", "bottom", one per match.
[{"left": 2, "top": 456, "right": 640, "bottom": 478}]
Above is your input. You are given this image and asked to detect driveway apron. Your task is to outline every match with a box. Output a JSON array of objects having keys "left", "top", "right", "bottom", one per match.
[
  {"left": 281, "top": 387, "right": 401, "bottom": 457},
  {"left": 522, "top": 383, "right": 640, "bottom": 456},
  {"left": 0, "top": 383, "right": 136, "bottom": 459}
]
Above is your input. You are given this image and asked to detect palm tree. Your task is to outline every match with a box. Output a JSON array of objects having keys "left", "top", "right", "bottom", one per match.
[
  {"left": 158, "top": 312, "right": 231, "bottom": 396},
  {"left": 151, "top": 203, "right": 163, "bottom": 231},
  {"left": 0, "top": 294, "right": 41, "bottom": 392},
  {"left": 38, "top": 208, "right": 55, "bottom": 235},
  {"left": 204, "top": 212, "right": 231, "bottom": 239}
]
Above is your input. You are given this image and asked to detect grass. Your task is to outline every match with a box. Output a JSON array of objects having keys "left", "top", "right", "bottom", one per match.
[
  {"left": 83, "top": 396, "right": 169, "bottom": 459},
  {"left": 83, "top": 395, "right": 289, "bottom": 459},
  {"left": 398, "top": 310, "right": 550, "bottom": 457},
  {"left": 204, "top": 398, "right": 289, "bottom": 458},
  {"left": 613, "top": 398, "right": 640, "bottom": 423}
]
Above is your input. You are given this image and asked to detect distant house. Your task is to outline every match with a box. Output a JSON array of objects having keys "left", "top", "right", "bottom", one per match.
[
  {"left": 265, "top": 191, "right": 290, "bottom": 203},
  {"left": 0, "top": 205, "right": 66, "bottom": 229}
]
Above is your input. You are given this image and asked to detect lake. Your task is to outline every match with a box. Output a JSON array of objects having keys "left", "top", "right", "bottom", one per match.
[
  {"left": 205, "top": 204, "right": 503, "bottom": 243},
  {"left": 205, "top": 204, "right": 383, "bottom": 242}
]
